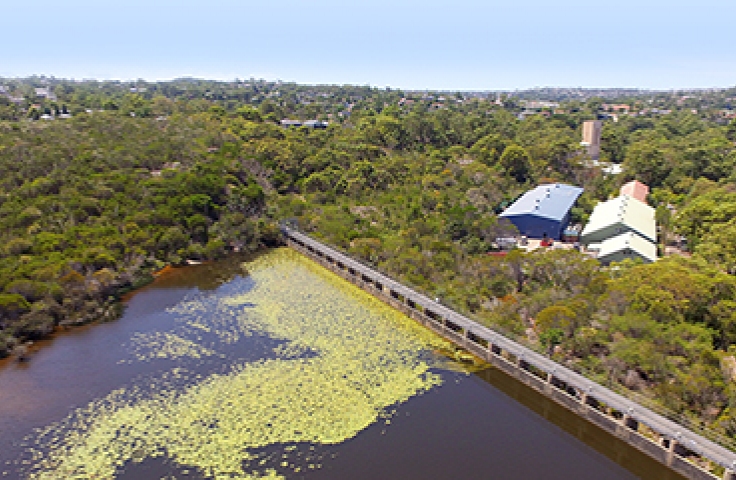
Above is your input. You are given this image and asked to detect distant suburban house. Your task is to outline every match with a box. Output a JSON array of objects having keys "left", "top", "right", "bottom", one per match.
[
  {"left": 34, "top": 87, "right": 57, "bottom": 101},
  {"left": 583, "top": 159, "right": 623, "bottom": 175},
  {"left": 302, "top": 120, "right": 328, "bottom": 129},
  {"left": 524, "top": 101, "right": 560, "bottom": 110},
  {"left": 499, "top": 183, "right": 584, "bottom": 239},
  {"left": 602, "top": 103, "right": 631, "bottom": 113},
  {"left": 592, "top": 232, "right": 657, "bottom": 265},
  {"left": 581, "top": 194, "right": 656, "bottom": 245},
  {"left": 280, "top": 119, "right": 328, "bottom": 129},
  {"left": 0, "top": 86, "right": 24, "bottom": 104}
]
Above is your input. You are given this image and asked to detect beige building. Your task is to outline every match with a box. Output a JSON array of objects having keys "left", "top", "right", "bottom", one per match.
[
  {"left": 581, "top": 194, "right": 656, "bottom": 245},
  {"left": 581, "top": 120, "right": 603, "bottom": 160},
  {"left": 581, "top": 186, "right": 658, "bottom": 264},
  {"left": 591, "top": 231, "right": 658, "bottom": 265}
]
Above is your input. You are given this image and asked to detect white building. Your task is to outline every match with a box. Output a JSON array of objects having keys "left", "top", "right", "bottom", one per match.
[
  {"left": 591, "top": 232, "right": 657, "bottom": 265},
  {"left": 34, "top": 87, "right": 57, "bottom": 101},
  {"left": 581, "top": 195, "right": 656, "bottom": 245}
]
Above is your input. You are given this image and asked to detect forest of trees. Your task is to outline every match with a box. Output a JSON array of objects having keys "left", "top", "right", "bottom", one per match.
[{"left": 2, "top": 77, "right": 736, "bottom": 446}]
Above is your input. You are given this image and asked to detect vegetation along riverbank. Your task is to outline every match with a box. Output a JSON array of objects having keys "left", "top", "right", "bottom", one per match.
[{"left": 2, "top": 77, "right": 736, "bottom": 443}]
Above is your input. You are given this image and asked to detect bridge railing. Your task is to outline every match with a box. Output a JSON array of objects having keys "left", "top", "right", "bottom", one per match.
[
  {"left": 279, "top": 220, "right": 527, "bottom": 341},
  {"left": 280, "top": 221, "right": 736, "bottom": 473},
  {"left": 280, "top": 221, "right": 736, "bottom": 448}
]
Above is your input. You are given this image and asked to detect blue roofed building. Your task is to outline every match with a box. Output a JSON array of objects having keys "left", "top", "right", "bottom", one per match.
[{"left": 499, "top": 184, "right": 584, "bottom": 239}]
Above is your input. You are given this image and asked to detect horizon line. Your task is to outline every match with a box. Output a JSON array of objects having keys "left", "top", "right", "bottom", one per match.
[{"left": 1, "top": 74, "right": 734, "bottom": 94}]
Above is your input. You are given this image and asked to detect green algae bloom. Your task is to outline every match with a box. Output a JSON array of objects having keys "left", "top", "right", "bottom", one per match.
[{"left": 25, "top": 248, "right": 452, "bottom": 479}]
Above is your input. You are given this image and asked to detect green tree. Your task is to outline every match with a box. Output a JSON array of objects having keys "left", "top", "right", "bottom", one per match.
[{"left": 498, "top": 145, "right": 532, "bottom": 183}]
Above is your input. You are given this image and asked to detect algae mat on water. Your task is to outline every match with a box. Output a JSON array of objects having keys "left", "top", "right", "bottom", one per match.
[{"left": 22, "top": 248, "right": 453, "bottom": 479}]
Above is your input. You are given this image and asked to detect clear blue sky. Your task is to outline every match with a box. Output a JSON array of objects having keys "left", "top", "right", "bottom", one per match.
[{"left": 3, "top": 0, "right": 735, "bottom": 90}]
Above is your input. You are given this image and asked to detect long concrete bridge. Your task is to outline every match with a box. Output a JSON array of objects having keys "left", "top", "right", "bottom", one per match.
[{"left": 281, "top": 224, "right": 736, "bottom": 480}]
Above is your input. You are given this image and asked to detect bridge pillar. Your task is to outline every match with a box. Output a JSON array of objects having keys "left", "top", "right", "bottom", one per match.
[
  {"left": 664, "top": 438, "right": 679, "bottom": 466},
  {"left": 578, "top": 392, "right": 589, "bottom": 412},
  {"left": 723, "top": 469, "right": 736, "bottom": 480},
  {"left": 621, "top": 414, "right": 638, "bottom": 431}
]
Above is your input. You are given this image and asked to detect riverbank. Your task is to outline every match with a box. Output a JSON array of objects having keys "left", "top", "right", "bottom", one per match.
[
  {"left": 0, "top": 248, "right": 272, "bottom": 362},
  {"left": 1, "top": 247, "right": 641, "bottom": 480}
]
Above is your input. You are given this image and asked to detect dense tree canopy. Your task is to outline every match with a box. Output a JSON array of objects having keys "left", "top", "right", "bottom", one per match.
[{"left": 2, "top": 77, "right": 736, "bottom": 447}]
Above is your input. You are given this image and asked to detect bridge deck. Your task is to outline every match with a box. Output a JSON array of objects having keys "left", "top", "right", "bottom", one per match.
[{"left": 282, "top": 226, "right": 736, "bottom": 476}]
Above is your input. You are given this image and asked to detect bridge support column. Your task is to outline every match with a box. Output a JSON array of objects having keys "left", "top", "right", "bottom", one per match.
[
  {"left": 664, "top": 439, "right": 679, "bottom": 466},
  {"left": 545, "top": 372, "right": 556, "bottom": 391},
  {"left": 621, "top": 414, "right": 638, "bottom": 431},
  {"left": 723, "top": 469, "right": 736, "bottom": 480},
  {"left": 515, "top": 356, "right": 527, "bottom": 381},
  {"left": 578, "top": 392, "right": 589, "bottom": 415}
]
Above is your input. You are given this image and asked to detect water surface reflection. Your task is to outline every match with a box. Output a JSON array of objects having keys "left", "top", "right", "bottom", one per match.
[{"left": 0, "top": 250, "right": 680, "bottom": 479}]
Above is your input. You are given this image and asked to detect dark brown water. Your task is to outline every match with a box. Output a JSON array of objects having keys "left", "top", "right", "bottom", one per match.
[{"left": 0, "top": 252, "right": 683, "bottom": 480}]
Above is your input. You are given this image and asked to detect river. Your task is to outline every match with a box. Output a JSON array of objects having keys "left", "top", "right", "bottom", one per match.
[{"left": 0, "top": 248, "right": 684, "bottom": 479}]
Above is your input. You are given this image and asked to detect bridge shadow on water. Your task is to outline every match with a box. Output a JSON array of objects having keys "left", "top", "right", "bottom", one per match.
[{"left": 475, "top": 366, "right": 687, "bottom": 480}]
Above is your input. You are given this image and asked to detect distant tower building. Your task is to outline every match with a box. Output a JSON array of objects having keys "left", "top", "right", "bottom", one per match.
[{"left": 581, "top": 120, "right": 603, "bottom": 161}]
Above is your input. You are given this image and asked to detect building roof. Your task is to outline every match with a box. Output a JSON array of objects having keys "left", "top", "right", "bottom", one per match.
[
  {"left": 302, "top": 120, "right": 328, "bottom": 128},
  {"left": 280, "top": 119, "right": 328, "bottom": 128},
  {"left": 581, "top": 194, "right": 656, "bottom": 243},
  {"left": 500, "top": 184, "right": 584, "bottom": 222},
  {"left": 620, "top": 180, "right": 649, "bottom": 203},
  {"left": 598, "top": 231, "right": 657, "bottom": 263}
]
